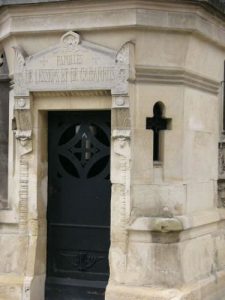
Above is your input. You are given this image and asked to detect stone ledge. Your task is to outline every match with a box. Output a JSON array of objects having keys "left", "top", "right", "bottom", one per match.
[
  {"left": 136, "top": 65, "right": 220, "bottom": 95},
  {"left": 129, "top": 208, "right": 225, "bottom": 233},
  {"left": 129, "top": 216, "right": 183, "bottom": 233}
]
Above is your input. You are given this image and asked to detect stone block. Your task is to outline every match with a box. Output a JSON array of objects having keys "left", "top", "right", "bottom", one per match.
[
  {"left": 186, "top": 181, "right": 215, "bottom": 213},
  {"left": 183, "top": 88, "right": 218, "bottom": 181},
  {"left": 180, "top": 235, "right": 214, "bottom": 283},
  {"left": 183, "top": 130, "right": 218, "bottom": 182},
  {"left": 184, "top": 88, "right": 218, "bottom": 133},
  {"left": 34, "top": 235, "right": 46, "bottom": 275},
  {"left": 28, "top": 274, "right": 45, "bottom": 300},
  {"left": 0, "top": 283, "right": 22, "bottom": 300},
  {"left": 0, "top": 235, "right": 28, "bottom": 274},
  {"left": 136, "top": 31, "right": 189, "bottom": 68},
  {"left": 214, "top": 227, "right": 225, "bottom": 271},
  {"left": 132, "top": 183, "right": 186, "bottom": 217},
  {"left": 109, "top": 242, "right": 127, "bottom": 284},
  {"left": 126, "top": 241, "right": 152, "bottom": 285},
  {"left": 184, "top": 35, "right": 225, "bottom": 81},
  {"left": 151, "top": 243, "right": 183, "bottom": 287},
  {"left": 131, "top": 129, "right": 153, "bottom": 184}
]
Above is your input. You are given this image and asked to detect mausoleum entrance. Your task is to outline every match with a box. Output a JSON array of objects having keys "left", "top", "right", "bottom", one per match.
[
  {"left": 11, "top": 31, "right": 133, "bottom": 300},
  {"left": 45, "top": 110, "right": 111, "bottom": 300}
]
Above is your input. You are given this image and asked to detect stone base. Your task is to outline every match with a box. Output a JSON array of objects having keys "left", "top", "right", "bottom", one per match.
[
  {"left": 0, "top": 274, "right": 46, "bottom": 300},
  {"left": 0, "top": 275, "right": 23, "bottom": 300},
  {"left": 106, "top": 269, "right": 225, "bottom": 300}
]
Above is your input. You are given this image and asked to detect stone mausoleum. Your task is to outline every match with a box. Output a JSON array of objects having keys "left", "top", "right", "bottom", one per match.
[{"left": 1, "top": 0, "right": 225, "bottom": 299}]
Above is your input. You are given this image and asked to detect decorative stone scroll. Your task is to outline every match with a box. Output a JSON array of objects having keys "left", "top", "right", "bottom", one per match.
[
  {"left": 14, "top": 96, "right": 33, "bottom": 155},
  {"left": 13, "top": 31, "right": 134, "bottom": 97}
]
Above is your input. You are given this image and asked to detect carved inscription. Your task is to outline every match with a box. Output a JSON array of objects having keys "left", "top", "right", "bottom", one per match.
[
  {"left": 13, "top": 31, "right": 132, "bottom": 95},
  {"left": 23, "top": 67, "right": 115, "bottom": 85},
  {"left": 57, "top": 54, "right": 83, "bottom": 66}
]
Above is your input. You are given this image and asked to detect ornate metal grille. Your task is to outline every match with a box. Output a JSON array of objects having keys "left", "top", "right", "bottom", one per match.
[{"left": 57, "top": 121, "right": 110, "bottom": 179}]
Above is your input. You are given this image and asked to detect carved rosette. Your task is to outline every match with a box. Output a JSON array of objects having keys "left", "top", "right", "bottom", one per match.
[{"left": 61, "top": 31, "right": 80, "bottom": 50}]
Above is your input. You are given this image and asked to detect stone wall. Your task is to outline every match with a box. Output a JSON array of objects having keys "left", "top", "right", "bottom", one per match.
[{"left": 0, "top": 1, "right": 225, "bottom": 300}]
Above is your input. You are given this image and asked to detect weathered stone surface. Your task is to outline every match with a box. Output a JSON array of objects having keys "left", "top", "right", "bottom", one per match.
[
  {"left": 0, "top": 1, "right": 224, "bottom": 300},
  {"left": 0, "top": 235, "right": 28, "bottom": 274},
  {"left": 13, "top": 31, "right": 132, "bottom": 96}
]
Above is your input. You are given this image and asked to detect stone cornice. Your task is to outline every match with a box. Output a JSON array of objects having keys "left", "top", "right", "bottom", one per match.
[
  {"left": 136, "top": 65, "right": 220, "bottom": 94},
  {"left": 1, "top": 0, "right": 225, "bottom": 14},
  {"left": 0, "top": 1, "right": 225, "bottom": 49},
  {"left": 129, "top": 208, "right": 225, "bottom": 239}
]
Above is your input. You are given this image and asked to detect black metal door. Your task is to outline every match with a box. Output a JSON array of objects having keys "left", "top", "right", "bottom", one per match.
[{"left": 45, "top": 111, "right": 111, "bottom": 300}]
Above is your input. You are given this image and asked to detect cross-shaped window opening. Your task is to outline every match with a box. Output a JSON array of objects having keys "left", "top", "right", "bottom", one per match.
[{"left": 146, "top": 102, "right": 171, "bottom": 162}]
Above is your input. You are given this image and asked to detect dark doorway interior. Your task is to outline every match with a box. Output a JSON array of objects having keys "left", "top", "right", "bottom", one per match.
[{"left": 45, "top": 111, "right": 111, "bottom": 300}]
